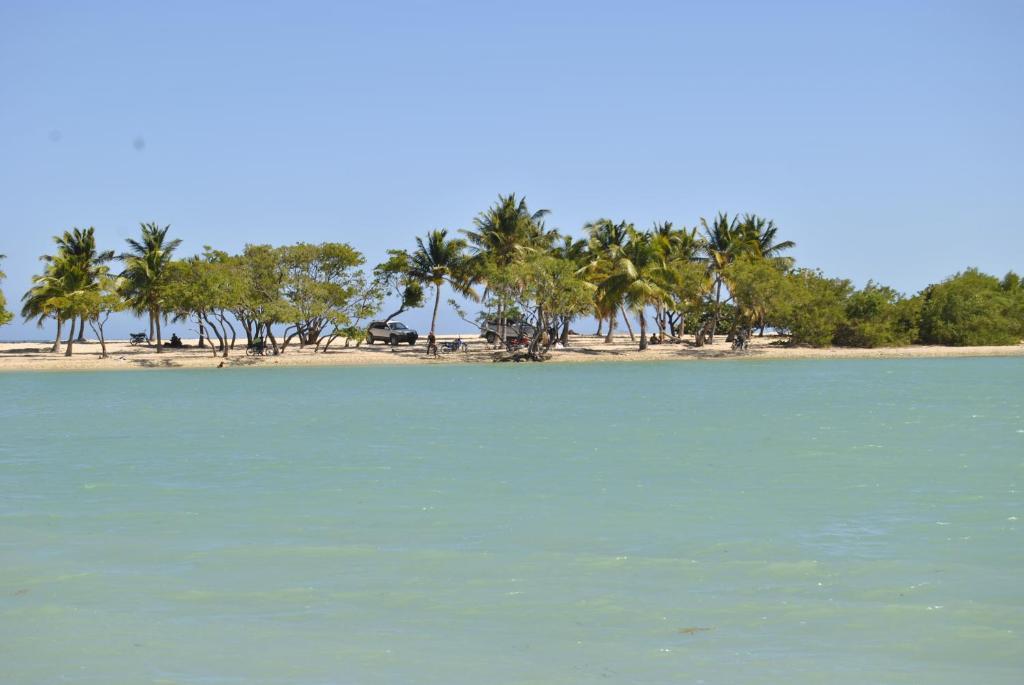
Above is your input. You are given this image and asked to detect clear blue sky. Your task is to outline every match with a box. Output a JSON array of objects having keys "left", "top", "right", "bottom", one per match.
[{"left": 2, "top": 0, "right": 1022, "bottom": 339}]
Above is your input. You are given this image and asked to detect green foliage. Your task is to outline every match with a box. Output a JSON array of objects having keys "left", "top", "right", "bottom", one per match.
[
  {"left": 773, "top": 269, "right": 853, "bottom": 347},
  {"left": 919, "top": 269, "right": 1022, "bottom": 346},
  {"left": 118, "top": 222, "right": 181, "bottom": 316},
  {"left": 0, "top": 256, "right": 12, "bottom": 326},
  {"left": 722, "top": 255, "right": 788, "bottom": 331},
  {"left": 833, "top": 282, "right": 920, "bottom": 348}
]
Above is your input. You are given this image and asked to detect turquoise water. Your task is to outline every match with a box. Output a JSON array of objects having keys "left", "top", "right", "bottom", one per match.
[{"left": 1, "top": 358, "right": 1022, "bottom": 684}]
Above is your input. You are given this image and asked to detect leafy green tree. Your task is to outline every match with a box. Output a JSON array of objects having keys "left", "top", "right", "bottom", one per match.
[
  {"left": 373, "top": 250, "right": 425, "bottom": 323},
  {"left": 118, "top": 223, "right": 182, "bottom": 352},
  {"left": 919, "top": 269, "right": 1021, "bottom": 346},
  {"left": 278, "top": 242, "right": 366, "bottom": 349},
  {"left": 164, "top": 255, "right": 244, "bottom": 357},
  {"left": 722, "top": 255, "right": 789, "bottom": 336},
  {"left": 232, "top": 244, "right": 291, "bottom": 351},
  {"left": 81, "top": 275, "right": 126, "bottom": 358},
  {"left": 513, "top": 254, "right": 594, "bottom": 357},
  {"left": 833, "top": 282, "right": 919, "bottom": 348},
  {"left": 407, "top": 229, "right": 477, "bottom": 335},
  {"left": 773, "top": 269, "right": 852, "bottom": 347}
]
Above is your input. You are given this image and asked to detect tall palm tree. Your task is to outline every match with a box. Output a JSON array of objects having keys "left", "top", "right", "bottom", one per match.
[
  {"left": 23, "top": 228, "right": 112, "bottom": 354},
  {"left": 119, "top": 222, "right": 182, "bottom": 352},
  {"left": 698, "top": 213, "right": 752, "bottom": 341},
  {"left": 45, "top": 227, "right": 114, "bottom": 342},
  {"left": 407, "top": 229, "right": 477, "bottom": 335},
  {"left": 583, "top": 219, "right": 631, "bottom": 342},
  {"left": 463, "top": 194, "right": 550, "bottom": 342},
  {"left": 598, "top": 228, "right": 666, "bottom": 351},
  {"left": 650, "top": 223, "right": 704, "bottom": 338},
  {"left": 738, "top": 214, "right": 795, "bottom": 263}
]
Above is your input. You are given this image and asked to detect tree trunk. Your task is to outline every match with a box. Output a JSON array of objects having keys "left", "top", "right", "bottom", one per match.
[
  {"left": 430, "top": 282, "right": 442, "bottom": 334},
  {"left": 224, "top": 316, "right": 237, "bottom": 349},
  {"left": 620, "top": 305, "right": 635, "bottom": 341},
  {"left": 638, "top": 309, "right": 648, "bottom": 351},
  {"left": 604, "top": 312, "right": 615, "bottom": 343},
  {"left": 155, "top": 308, "right": 163, "bottom": 352},
  {"left": 51, "top": 316, "right": 62, "bottom": 353},
  {"left": 75, "top": 317, "right": 86, "bottom": 342},
  {"left": 267, "top": 326, "right": 280, "bottom": 354},
  {"left": 560, "top": 320, "right": 570, "bottom": 346},
  {"left": 198, "top": 321, "right": 206, "bottom": 348},
  {"left": 709, "top": 279, "right": 723, "bottom": 342},
  {"left": 149, "top": 310, "right": 155, "bottom": 341},
  {"left": 595, "top": 317, "right": 603, "bottom": 336},
  {"left": 64, "top": 317, "right": 76, "bottom": 356}
]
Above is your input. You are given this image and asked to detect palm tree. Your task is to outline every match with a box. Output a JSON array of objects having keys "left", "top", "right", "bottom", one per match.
[
  {"left": 45, "top": 227, "right": 114, "bottom": 342},
  {"left": 598, "top": 227, "right": 666, "bottom": 351},
  {"left": 22, "top": 228, "right": 112, "bottom": 354},
  {"left": 119, "top": 222, "right": 182, "bottom": 352},
  {"left": 699, "top": 213, "right": 753, "bottom": 341},
  {"left": 463, "top": 194, "right": 550, "bottom": 343},
  {"left": 650, "top": 222, "right": 704, "bottom": 338},
  {"left": 738, "top": 214, "right": 795, "bottom": 263},
  {"left": 407, "top": 229, "right": 477, "bottom": 335},
  {"left": 583, "top": 219, "right": 631, "bottom": 342}
]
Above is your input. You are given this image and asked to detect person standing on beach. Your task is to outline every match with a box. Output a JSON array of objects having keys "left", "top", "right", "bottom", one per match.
[{"left": 426, "top": 331, "right": 438, "bottom": 358}]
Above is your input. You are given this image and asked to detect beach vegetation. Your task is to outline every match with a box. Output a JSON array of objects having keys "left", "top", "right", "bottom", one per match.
[
  {"left": 0, "top": 256, "right": 12, "bottom": 326},
  {"left": 918, "top": 269, "right": 1023, "bottom": 346},
  {"left": 7, "top": 199, "right": 1021, "bottom": 357},
  {"left": 118, "top": 223, "right": 182, "bottom": 353}
]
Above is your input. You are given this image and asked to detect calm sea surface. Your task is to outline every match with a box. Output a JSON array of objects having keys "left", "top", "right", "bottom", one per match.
[{"left": 1, "top": 358, "right": 1022, "bottom": 684}]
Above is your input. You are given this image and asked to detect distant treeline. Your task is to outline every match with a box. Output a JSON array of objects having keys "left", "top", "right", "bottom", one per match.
[{"left": 1, "top": 194, "right": 1022, "bottom": 358}]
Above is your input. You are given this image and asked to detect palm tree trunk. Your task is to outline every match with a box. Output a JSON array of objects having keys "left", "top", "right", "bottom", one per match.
[
  {"left": 155, "top": 308, "right": 162, "bottom": 352},
  {"left": 75, "top": 317, "right": 86, "bottom": 342},
  {"left": 638, "top": 309, "right": 648, "bottom": 351},
  {"left": 430, "top": 282, "right": 442, "bottom": 334},
  {"left": 710, "top": 279, "right": 723, "bottom": 341},
  {"left": 619, "top": 305, "right": 635, "bottom": 341},
  {"left": 595, "top": 317, "right": 603, "bottom": 336},
  {"left": 604, "top": 312, "right": 615, "bottom": 343},
  {"left": 149, "top": 310, "right": 155, "bottom": 341},
  {"left": 51, "top": 316, "right": 62, "bottom": 353},
  {"left": 64, "top": 317, "right": 76, "bottom": 356}
]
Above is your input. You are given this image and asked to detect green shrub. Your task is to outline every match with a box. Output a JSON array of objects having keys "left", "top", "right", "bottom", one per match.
[
  {"left": 833, "top": 282, "right": 919, "bottom": 348},
  {"left": 774, "top": 269, "right": 852, "bottom": 347},
  {"left": 918, "top": 269, "right": 1021, "bottom": 346}
]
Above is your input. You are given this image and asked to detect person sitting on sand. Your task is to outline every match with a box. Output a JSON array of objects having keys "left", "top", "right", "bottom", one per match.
[
  {"left": 649, "top": 333, "right": 660, "bottom": 345},
  {"left": 426, "top": 331, "right": 438, "bottom": 358},
  {"left": 168, "top": 334, "right": 183, "bottom": 348}
]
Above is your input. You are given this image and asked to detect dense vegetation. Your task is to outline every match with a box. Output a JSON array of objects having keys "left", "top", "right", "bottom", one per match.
[{"left": 4, "top": 194, "right": 1022, "bottom": 357}]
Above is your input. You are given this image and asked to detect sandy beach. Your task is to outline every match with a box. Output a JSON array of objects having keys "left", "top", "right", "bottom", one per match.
[{"left": 1, "top": 334, "right": 1022, "bottom": 372}]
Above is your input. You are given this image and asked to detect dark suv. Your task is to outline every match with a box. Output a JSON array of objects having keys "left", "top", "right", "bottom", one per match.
[
  {"left": 479, "top": 320, "right": 535, "bottom": 344},
  {"left": 367, "top": 321, "right": 418, "bottom": 346}
]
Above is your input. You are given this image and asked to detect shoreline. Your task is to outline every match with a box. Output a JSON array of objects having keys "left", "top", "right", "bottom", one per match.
[{"left": 1, "top": 335, "right": 1022, "bottom": 373}]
